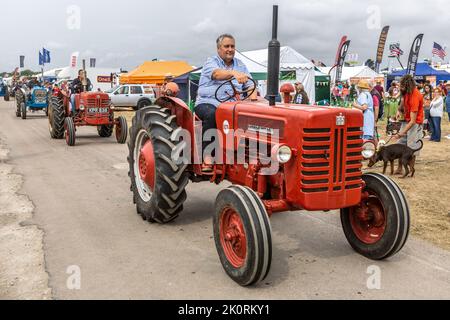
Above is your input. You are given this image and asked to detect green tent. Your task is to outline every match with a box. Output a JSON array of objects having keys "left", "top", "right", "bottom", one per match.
[{"left": 315, "top": 70, "right": 331, "bottom": 105}]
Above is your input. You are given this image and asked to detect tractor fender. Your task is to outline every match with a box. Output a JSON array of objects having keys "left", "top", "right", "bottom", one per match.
[
  {"left": 17, "top": 87, "right": 27, "bottom": 98},
  {"left": 155, "top": 96, "right": 191, "bottom": 113},
  {"left": 155, "top": 96, "right": 198, "bottom": 165}
]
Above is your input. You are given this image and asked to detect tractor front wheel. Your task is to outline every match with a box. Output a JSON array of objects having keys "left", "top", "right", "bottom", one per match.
[
  {"left": 115, "top": 116, "right": 128, "bottom": 144},
  {"left": 340, "top": 173, "right": 410, "bottom": 260},
  {"left": 128, "top": 105, "right": 189, "bottom": 223},
  {"left": 213, "top": 185, "right": 272, "bottom": 286},
  {"left": 21, "top": 100, "right": 27, "bottom": 120},
  {"left": 64, "top": 117, "right": 76, "bottom": 146}
]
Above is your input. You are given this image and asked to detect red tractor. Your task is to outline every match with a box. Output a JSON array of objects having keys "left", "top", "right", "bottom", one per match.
[
  {"left": 128, "top": 7, "right": 409, "bottom": 286},
  {"left": 48, "top": 73, "right": 127, "bottom": 146}
]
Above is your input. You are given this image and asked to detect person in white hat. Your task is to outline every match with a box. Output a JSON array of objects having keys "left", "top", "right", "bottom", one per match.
[{"left": 352, "top": 79, "right": 375, "bottom": 140}]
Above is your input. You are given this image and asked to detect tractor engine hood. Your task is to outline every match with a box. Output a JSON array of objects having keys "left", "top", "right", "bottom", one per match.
[{"left": 216, "top": 101, "right": 363, "bottom": 144}]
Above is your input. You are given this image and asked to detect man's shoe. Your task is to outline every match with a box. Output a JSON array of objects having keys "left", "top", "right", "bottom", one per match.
[
  {"left": 201, "top": 163, "right": 213, "bottom": 173},
  {"left": 202, "top": 156, "right": 214, "bottom": 173}
]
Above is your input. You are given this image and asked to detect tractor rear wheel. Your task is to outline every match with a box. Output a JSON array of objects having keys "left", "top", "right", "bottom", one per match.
[
  {"left": 213, "top": 185, "right": 272, "bottom": 286},
  {"left": 48, "top": 96, "right": 65, "bottom": 139},
  {"left": 115, "top": 116, "right": 128, "bottom": 144},
  {"left": 340, "top": 173, "right": 410, "bottom": 260},
  {"left": 64, "top": 117, "right": 76, "bottom": 146},
  {"left": 97, "top": 125, "right": 113, "bottom": 137},
  {"left": 15, "top": 92, "right": 22, "bottom": 117},
  {"left": 128, "top": 105, "right": 189, "bottom": 223}
]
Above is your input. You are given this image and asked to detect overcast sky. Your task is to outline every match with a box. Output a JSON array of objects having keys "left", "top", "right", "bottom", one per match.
[{"left": 1, "top": 0, "right": 448, "bottom": 73}]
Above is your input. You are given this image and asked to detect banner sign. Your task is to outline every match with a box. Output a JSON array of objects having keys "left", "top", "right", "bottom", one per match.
[
  {"left": 97, "top": 76, "right": 112, "bottom": 83},
  {"left": 19, "top": 56, "right": 25, "bottom": 68},
  {"left": 70, "top": 52, "right": 79, "bottom": 68},
  {"left": 335, "top": 36, "right": 347, "bottom": 66},
  {"left": 375, "top": 26, "right": 390, "bottom": 72},
  {"left": 336, "top": 40, "right": 351, "bottom": 82},
  {"left": 406, "top": 34, "right": 424, "bottom": 76}
]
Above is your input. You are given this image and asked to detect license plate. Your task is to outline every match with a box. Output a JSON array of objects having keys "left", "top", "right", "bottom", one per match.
[{"left": 88, "top": 107, "right": 109, "bottom": 113}]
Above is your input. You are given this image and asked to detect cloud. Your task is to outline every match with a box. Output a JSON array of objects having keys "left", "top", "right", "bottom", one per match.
[
  {"left": 1, "top": 0, "right": 449, "bottom": 71},
  {"left": 44, "top": 41, "right": 67, "bottom": 50},
  {"left": 192, "top": 18, "right": 217, "bottom": 34}
]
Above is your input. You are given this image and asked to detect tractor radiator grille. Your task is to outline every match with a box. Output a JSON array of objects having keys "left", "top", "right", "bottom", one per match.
[
  {"left": 300, "top": 127, "right": 363, "bottom": 193},
  {"left": 87, "top": 98, "right": 110, "bottom": 108}
]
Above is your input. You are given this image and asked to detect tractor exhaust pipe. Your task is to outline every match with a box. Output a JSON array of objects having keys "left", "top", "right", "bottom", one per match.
[
  {"left": 82, "top": 59, "right": 88, "bottom": 92},
  {"left": 267, "top": 5, "right": 280, "bottom": 106}
]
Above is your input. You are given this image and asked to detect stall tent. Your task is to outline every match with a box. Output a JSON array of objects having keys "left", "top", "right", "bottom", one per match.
[
  {"left": 120, "top": 61, "right": 194, "bottom": 85},
  {"left": 387, "top": 62, "right": 450, "bottom": 87}
]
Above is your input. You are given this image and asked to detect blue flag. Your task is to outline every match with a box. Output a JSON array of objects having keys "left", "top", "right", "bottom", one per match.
[
  {"left": 43, "top": 48, "right": 51, "bottom": 63},
  {"left": 39, "top": 51, "right": 44, "bottom": 66}
]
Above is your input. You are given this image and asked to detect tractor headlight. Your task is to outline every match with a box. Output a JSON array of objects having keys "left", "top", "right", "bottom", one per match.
[
  {"left": 362, "top": 141, "right": 376, "bottom": 159},
  {"left": 79, "top": 105, "right": 85, "bottom": 111},
  {"left": 275, "top": 145, "right": 292, "bottom": 164}
]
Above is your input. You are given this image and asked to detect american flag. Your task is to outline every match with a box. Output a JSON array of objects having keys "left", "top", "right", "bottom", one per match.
[
  {"left": 432, "top": 42, "right": 447, "bottom": 60},
  {"left": 389, "top": 43, "right": 404, "bottom": 57}
]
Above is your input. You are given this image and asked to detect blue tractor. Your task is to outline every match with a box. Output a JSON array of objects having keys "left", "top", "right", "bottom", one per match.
[
  {"left": 0, "top": 79, "right": 10, "bottom": 101},
  {"left": 15, "top": 84, "right": 49, "bottom": 119}
]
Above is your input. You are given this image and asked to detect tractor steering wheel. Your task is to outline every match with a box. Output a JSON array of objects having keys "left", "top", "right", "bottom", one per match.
[{"left": 214, "top": 78, "right": 257, "bottom": 103}]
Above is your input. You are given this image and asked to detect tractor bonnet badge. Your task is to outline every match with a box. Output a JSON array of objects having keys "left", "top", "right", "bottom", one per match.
[
  {"left": 223, "top": 120, "right": 230, "bottom": 134},
  {"left": 336, "top": 113, "right": 345, "bottom": 126}
]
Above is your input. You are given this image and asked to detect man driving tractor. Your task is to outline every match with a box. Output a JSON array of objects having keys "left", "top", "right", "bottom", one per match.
[
  {"left": 195, "top": 34, "right": 258, "bottom": 172},
  {"left": 70, "top": 69, "right": 92, "bottom": 115}
]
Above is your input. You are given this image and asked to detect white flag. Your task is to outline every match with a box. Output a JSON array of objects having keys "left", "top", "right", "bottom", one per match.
[{"left": 70, "top": 52, "right": 79, "bottom": 68}]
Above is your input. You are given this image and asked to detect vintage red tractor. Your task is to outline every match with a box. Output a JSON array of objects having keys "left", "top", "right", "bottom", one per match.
[
  {"left": 127, "top": 7, "right": 409, "bottom": 286},
  {"left": 48, "top": 76, "right": 127, "bottom": 146}
]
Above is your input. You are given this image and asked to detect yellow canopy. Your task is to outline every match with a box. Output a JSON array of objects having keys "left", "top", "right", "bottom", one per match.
[{"left": 120, "top": 61, "right": 194, "bottom": 84}]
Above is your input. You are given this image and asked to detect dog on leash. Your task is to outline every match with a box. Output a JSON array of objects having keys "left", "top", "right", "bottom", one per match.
[{"left": 368, "top": 140, "right": 424, "bottom": 178}]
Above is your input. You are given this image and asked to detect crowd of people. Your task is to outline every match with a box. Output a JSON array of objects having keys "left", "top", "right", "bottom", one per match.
[
  {"left": 329, "top": 76, "right": 450, "bottom": 145},
  {"left": 388, "top": 79, "right": 450, "bottom": 143}
]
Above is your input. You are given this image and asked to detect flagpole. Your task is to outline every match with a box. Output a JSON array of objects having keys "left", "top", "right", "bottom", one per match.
[{"left": 396, "top": 56, "right": 404, "bottom": 69}]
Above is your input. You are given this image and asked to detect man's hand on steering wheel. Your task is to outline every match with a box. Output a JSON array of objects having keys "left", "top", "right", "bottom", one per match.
[
  {"left": 214, "top": 76, "right": 257, "bottom": 103},
  {"left": 231, "top": 71, "right": 249, "bottom": 84}
]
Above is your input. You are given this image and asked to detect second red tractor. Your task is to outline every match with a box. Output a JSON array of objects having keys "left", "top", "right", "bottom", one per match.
[{"left": 48, "top": 75, "right": 127, "bottom": 146}]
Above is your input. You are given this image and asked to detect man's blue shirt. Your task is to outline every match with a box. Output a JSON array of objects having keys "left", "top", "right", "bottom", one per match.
[{"left": 195, "top": 55, "right": 253, "bottom": 108}]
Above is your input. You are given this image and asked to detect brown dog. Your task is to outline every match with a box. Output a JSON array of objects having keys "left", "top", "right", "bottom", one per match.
[{"left": 368, "top": 140, "right": 424, "bottom": 178}]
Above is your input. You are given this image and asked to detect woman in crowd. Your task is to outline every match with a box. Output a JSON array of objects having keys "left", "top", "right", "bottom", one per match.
[
  {"left": 429, "top": 87, "right": 444, "bottom": 142},
  {"left": 422, "top": 84, "right": 433, "bottom": 138},
  {"left": 342, "top": 83, "right": 350, "bottom": 103},
  {"left": 352, "top": 80, "right": 375, "bottom": 141}
]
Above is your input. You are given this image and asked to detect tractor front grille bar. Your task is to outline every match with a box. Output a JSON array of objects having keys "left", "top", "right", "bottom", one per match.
[{"left": 300, "top": 127, "right": 363, "bottom": 194}]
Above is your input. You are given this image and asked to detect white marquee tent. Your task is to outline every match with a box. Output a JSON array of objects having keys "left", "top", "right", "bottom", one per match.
[
  {"left": 318, "top": 66, "right": 384, "bottom": 84},
  {"left": 236, "top": 46, "right": 316, "bottom": 102}
]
